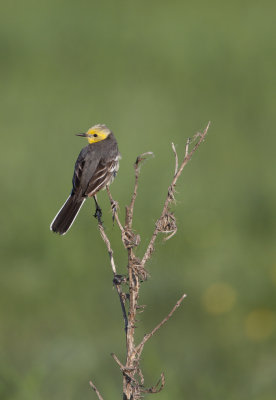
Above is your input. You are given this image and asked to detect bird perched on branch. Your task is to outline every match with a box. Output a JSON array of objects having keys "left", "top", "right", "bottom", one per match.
[{"left": 50, "top": 124, "right": 120, "bottom": 235}]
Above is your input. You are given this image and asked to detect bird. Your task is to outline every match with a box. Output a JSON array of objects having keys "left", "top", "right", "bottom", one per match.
[{"left": 50, "top": 124, "right": 120, "bottom": 235}]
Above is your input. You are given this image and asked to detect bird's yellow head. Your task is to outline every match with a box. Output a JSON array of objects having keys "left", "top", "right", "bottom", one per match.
[{"left": 76, "top": 124, "right": 111, "bottom": 144}]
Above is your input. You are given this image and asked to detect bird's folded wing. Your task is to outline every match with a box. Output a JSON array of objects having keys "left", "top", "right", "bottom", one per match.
[
  {"left": 72, "top": 147, "right": 100, "bottom": 195},
  {"left": 84, "top": 160, "right": 115, "bottom": 197}
]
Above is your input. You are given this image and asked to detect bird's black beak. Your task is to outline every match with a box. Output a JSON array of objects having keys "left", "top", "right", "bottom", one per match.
[{"left": 76, "top": 133, "right": 87, "bottom": 137}]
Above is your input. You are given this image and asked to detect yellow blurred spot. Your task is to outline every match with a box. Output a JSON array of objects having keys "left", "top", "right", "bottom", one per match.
[
  {"left": 244, "top": 308, "right": 276, "bottom": 341},
  {"left": 270, "top": 264, "right": 276, "bottom": 286},
  {"left": 202, "top": 282, "right": 236, "bottom": 315}
]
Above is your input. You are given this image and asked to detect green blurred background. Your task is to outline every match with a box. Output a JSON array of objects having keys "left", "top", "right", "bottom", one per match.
[{"left": 1, "top": 1, "right": 275, "bottom": 399}]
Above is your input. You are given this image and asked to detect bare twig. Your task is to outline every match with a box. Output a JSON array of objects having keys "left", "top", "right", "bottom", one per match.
[
  {"left": 115, "top": 282, "right": 128, "bottom": 335},
  {"left": 97, "top": 223, "right": 117, "bottom": 275},
  {"left": 137, "top": 367, "right": 145, "bottom": 385},
  {"left": 97, "top": 221, "right": 128, "bottom": 334},
  {"left": 106, "top": 186, "right": 124, "bottom": 233},
  {"left": 174, "top": 122, "right": 210, "bottom": 182},
  {"left": 125, "top": 152, "right": 154, "bottom": 230},
  {"left": 89, "top": 380, "right": 104, "bottom": 400},
  {"left": 163, "top": 228, "right": 177, "bottom": 241},
  {"left": 111, "top": 352, "right": 125, "bottom": 370},
  {"left": 142, "top": 373, "right": 165, "bottom": 394},
  {"left": 142, "top": 122, "right": 210, "bottom": 265},
  {"left": 111, "top": 353, "right": 141, "bottom": 389},
  {"left": 185, "top": 137, "right": 190, "bottom": 157},
  {"left": 135, "top": 293, "right": 187, "bottom": 358},
  {"left": 171, "top": 142, "right": 178, "bottom": 176}
]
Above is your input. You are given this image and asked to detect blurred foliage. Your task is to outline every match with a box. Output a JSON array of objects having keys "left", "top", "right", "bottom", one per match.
[{"left": 0, "top": 0, "right": 275, "bottom": 399}]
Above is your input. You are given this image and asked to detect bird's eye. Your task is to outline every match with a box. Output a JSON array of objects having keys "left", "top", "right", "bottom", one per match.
[{"left": 93, "top": 134, "right": 98, "bottom": 137}]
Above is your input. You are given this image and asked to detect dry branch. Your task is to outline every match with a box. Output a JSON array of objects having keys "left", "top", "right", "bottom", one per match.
[
  {"left": 125, "top": 152, "right": 154, "bottom": 230},
  {"left": 89, "top": 123, "right": 210, "bottom": 399},
  {"left": 142, "top": 373, "right": 165, "bottom": 394},
  {"left": 135, "top": 294, "right": 187, "bottom": 359},
  {"left": 142, "top": 122, "right": 210, "bottom": 265},
  {"left": 97, "top": 220, "right": 128, "bottom": 333},
  {"left": 89, "top": 380, "right": 105, "bottom": 400}
]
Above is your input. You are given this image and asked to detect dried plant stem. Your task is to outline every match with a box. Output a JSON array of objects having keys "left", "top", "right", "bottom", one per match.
[
  {"left": 89, "top": 380, "right": 104, "bottom": 400},
  {"left": 135, "top": 293, "right": 187, "bottom": 359},
  {"left": 106, "top": 186, "right": 124, "bottom": 233},
  {"left": 97, "top": 221, "right": 128, "bottom": 333},
  {"left": 171, "top": 142, "right": 178, "bottom": 176},
  {"left": 125, "top": 152, "right": 154, "bottom": 230},
  {"left": 124, "top": 251, "right": 140, "bottom": 398},
  {"left": 97, "top": 223, "right": 117, "bottom": 275},
  {"left": 142, "top": 122, "right": 210, "bottom": 265},
  {"left": 90, "top": 123, "right": 209, "bottom": 399}
]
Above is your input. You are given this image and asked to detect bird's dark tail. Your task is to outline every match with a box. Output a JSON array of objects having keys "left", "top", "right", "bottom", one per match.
[{"left": 50, "top": 195, "right": 85, "bottom": 235}]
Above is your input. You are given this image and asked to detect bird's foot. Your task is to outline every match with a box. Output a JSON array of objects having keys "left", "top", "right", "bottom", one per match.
[
  {"left": 113, "top": 274, "right": 128, "bottom": 285},
  {"left": 94, "top": 205, "right": 103, "bottom": 225}
]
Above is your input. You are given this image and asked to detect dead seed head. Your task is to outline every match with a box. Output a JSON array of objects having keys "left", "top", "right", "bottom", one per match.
[
  {"left": 123, "top": 230, "right": 141, "bottom": 249},
  {"left": 130, "top": 256, "right": 149, "bottom": 281},
  {"left": 157, "top": 212, "right": 177, "bottom": 233}
]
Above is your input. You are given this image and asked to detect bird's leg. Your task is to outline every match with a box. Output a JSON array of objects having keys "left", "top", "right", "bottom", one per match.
[
  {"left": 106, "top": 186, "right": 117, "bottom": 225},
  {"left": 93, "top": 195, "right": 103, "bottom": 225},
  {"left": 111, "top": 200, "right": 118, "bottom": 225}
]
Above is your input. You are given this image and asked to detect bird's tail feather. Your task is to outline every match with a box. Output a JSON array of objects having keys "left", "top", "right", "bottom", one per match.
[{"left": 50, "top": 195, "right": 85, "bottom": 235}]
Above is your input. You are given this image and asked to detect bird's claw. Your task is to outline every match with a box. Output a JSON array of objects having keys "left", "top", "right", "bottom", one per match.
[{"left": 94, "top": 205, "right": 103, "bottom": 225}]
